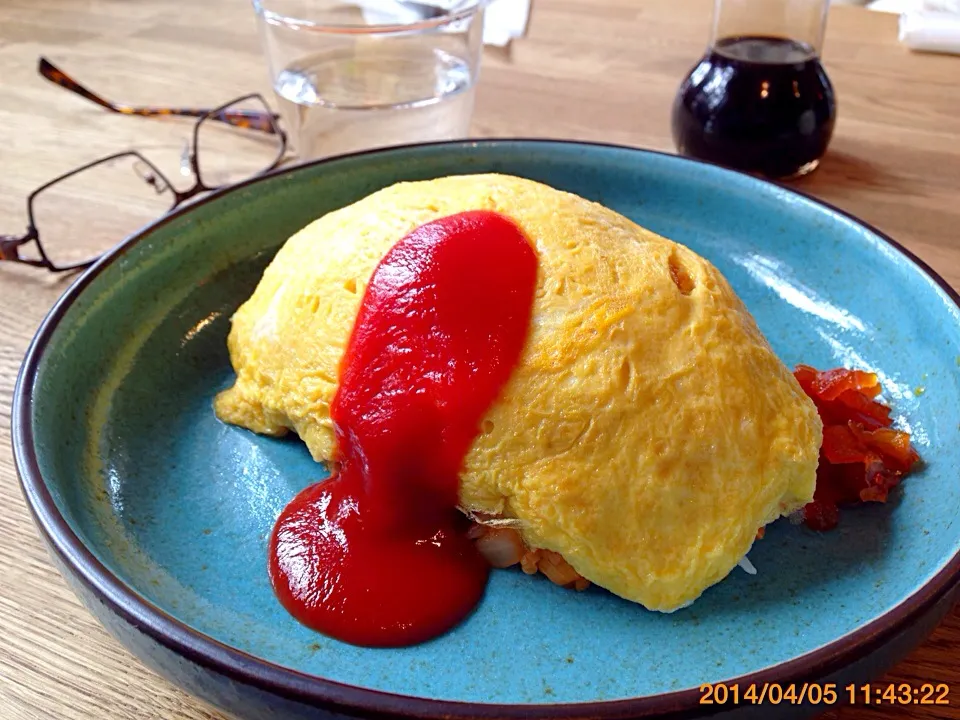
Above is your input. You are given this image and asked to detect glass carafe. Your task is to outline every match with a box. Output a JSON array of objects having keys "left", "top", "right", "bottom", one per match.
[{"left": 671, "top": 0, "right": 837, "bottom": 179}]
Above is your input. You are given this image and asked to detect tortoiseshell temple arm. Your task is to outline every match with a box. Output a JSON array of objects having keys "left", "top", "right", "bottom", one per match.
[
  {"left": 0, "top": 236, "right": 20, "bottom": 261},
  {"left": 0, "top": 233, "right": 48, "bottom": 268},
  {"left": 38, "top": 57, "right": 281, "bottom": 135}
]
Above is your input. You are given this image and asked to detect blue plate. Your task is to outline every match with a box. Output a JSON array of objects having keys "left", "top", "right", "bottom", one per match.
[{"left": 13, "top": 141, "right": 960, "bottom": 720}]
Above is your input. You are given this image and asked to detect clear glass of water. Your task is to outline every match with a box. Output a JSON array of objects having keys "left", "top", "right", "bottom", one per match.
[{"left": 250, "top": 0, "right": 486, "bottom": 160}]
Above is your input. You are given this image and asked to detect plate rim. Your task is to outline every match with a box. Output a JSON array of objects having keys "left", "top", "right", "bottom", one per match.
[{"left": 12, "top": 138, "right": 960, "bottom": 719}]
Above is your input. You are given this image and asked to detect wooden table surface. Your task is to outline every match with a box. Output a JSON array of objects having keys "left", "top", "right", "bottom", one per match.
[{"left": 2, "top": 0, "right": 960, "bottom": 718}]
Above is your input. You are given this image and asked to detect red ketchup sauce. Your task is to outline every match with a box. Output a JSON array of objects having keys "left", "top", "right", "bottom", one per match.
[{"left": 268, "top": 210, "right": 538, "bottom": 647}]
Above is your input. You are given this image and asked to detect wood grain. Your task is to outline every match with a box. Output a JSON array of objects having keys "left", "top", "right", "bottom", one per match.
[{"left": 2, "top": 1, "right": 959, "bottom": 718}]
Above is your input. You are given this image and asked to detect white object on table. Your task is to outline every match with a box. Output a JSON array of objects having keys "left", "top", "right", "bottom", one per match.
[
  {"left": 866, "top": 0, "right": 959, "bottom": 10},
  {"left": 481, "top": 0, "right": 530, "bottom": 47},
  {"left": 359, "top": 0, "right": 531, "bottom": 47},
  {"left": 865, "top": 0, "right": 907, "bottom": 10},
  {"left": 881, "top": 0, "right": 960, "bottom": 54}
]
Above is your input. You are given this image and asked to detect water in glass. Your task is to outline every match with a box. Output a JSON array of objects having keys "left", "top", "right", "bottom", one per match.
[{"left": 274, "top": 46, "right": 475, "bottom": 159}]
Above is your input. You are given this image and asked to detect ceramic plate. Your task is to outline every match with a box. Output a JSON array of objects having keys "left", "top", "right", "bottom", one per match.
[{"left": 13, "top": 141, "right": 960, "bottom": 720}]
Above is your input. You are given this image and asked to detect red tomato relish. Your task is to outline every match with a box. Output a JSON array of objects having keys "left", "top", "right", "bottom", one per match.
[
  {"left": 268, "top": 211, "right": 538, "bottom": 647},
  {"left": 794, "top": 365, "right": 922, "bottom": 531}
]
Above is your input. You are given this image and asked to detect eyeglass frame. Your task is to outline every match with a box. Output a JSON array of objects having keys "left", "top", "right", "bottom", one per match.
[{"left": 1, "top": 92, "right": 287, "bottom": 274}]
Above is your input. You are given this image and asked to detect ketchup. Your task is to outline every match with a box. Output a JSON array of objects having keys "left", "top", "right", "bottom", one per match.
[{"left": 269, "top": 211, "right": 538, "bottom": 647}]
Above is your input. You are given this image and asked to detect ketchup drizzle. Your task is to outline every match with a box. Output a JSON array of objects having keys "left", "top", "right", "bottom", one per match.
[{"left": 269, "top": 211, "right": 538, "bottom": 647}]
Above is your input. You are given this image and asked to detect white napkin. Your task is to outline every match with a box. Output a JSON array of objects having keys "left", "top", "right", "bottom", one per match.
[
  {"left": 896, "top": 1, "right": 960, "bottom": 55},
  {"left": 359, "top": 0, "right": 530, "bottom": 47},
  {"left": 481, "top": 0, "right": 530, "bottom": 47}
]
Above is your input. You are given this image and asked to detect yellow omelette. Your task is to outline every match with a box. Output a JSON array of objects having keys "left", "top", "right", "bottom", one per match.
[{"left": 214, "top": 173, "right": 822, "bottom": 612}]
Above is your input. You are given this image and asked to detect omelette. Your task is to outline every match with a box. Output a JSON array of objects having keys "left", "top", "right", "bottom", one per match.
[{"left": 214, "top": 173, "right": 822, "bottom": 612}]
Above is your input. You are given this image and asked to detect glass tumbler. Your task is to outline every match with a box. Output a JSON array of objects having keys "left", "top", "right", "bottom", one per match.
[
  {"left": 251, "top": 0, "right": 486, "bottom": 160},
  {"left": 671, "top": 0, "right": 837, "bottom": 179}
]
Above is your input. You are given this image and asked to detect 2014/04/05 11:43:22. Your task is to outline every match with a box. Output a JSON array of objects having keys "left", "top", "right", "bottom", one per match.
[{"left": 699, "top": 682, "right": 951, "bottom": 705}]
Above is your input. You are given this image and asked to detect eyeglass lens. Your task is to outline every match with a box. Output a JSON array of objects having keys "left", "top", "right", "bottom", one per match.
[
  {"left": 195, "top": 95, "right": 285, "bottom": 189},
  {"left": 29, "top": 155, "right": 177, "bottom": 269}
]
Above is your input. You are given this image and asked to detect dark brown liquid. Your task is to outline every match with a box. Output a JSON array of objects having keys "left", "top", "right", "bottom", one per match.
[{"left": 671, "top": 36, "right": 837, "bottom": 179}]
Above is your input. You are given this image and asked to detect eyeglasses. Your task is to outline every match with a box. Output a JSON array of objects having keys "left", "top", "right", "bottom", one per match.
[{"left": 0, "top": 57, "right": 287, "bottom": 273}]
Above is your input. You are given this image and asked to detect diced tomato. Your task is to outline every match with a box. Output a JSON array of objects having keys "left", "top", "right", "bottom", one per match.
[
  {"left": 821, "top": 424, "right": 869, "bottom": 464},
  {"left": 793, "top": 364, "right": 819, "bottom": 394},
  {"left": 848, "top": 424, "right": 921, "bottom": 472},
  {"left": 816, "top": 457, "right": 868, "bottom": 506},
  {"left": 833, "top": 390, "right": 892, "bottom": 428},
  {"left": 861, "top": 452, "right": 899, "bottom": 502},
  {"left": 792, "top": 365, "right": 921, "bottom": 531},
  {"left": 802, "top": 499, "right": 839, "bottom": 532},
  {"left": 810, "top": 397, "right": 887, "bottom": 430},
  {"left": 809, "top": 367, "right": 880, "bottom": 401},
  {"left": 859, "top": 383, "right": 882, "bottom": 399}
]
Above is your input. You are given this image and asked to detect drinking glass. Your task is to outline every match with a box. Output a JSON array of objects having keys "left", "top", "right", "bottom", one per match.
[{"left": 251, "top": 0, "right": 486, "bottom": 160}]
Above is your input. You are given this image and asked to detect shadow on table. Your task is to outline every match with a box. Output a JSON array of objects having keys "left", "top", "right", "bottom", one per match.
[{"left": 789, "top": 146, "right": 910, "bottom": 195}]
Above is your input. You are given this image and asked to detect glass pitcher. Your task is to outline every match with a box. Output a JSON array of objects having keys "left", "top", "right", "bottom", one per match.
[{"left": 671, "top": 0, "right": 837, "bottom": 179}]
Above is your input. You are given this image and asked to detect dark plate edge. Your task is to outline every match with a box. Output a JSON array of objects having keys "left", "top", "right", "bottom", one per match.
[{"left": 11, "top": 138, "right": 960, "bottom": 720}]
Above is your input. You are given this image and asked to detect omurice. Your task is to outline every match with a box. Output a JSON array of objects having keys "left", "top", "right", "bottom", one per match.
[{"left": 214, "top": 173, "right": 823, "bottom": 641}]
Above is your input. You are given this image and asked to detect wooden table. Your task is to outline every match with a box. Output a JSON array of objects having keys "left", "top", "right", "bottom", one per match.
[{"left": 2, "top": 1, "right": 959, "bottom": 718}]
